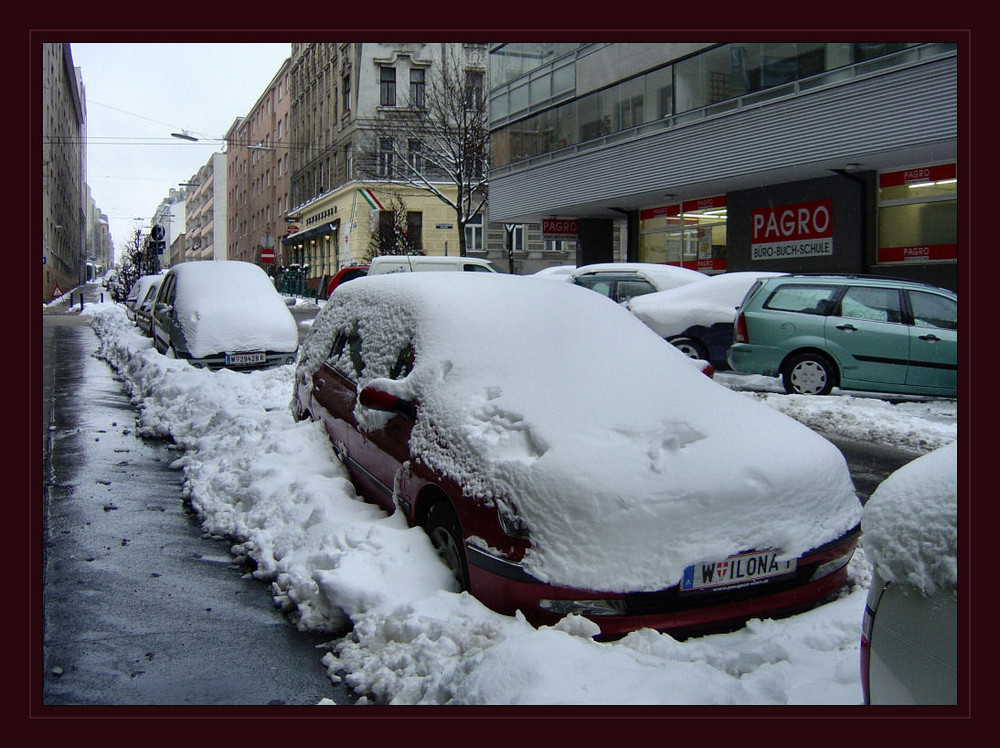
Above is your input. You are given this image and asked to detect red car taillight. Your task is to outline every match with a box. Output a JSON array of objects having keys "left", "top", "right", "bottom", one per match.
[{"left": 735, "top": 312, "right": 749, "bottom": 343}]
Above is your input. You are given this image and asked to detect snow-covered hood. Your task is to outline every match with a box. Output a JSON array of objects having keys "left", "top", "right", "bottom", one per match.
[
  {"left": 862, "top": 441, "right": 957, "bottom": 595},
  {"left": 299, "top": 273, "right": 862, "bottom": 592}
]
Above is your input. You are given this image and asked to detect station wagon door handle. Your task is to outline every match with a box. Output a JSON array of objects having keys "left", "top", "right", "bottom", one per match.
[
  {"left": 313, "top": 379, "right": 325, "bottom": 390},
  {"left": 835, "top": 323, "right": 858, "bottom": 331},
  {"left": 918, "top": 333, "right": 942, "bottom": 342}
]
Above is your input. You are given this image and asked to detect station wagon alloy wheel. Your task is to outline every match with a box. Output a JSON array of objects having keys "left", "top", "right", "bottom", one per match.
[{"left": 784, "top": 353, "right": 836, "bottom": 395}]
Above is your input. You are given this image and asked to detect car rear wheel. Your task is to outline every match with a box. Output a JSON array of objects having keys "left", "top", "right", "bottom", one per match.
[
  {"left": 783, "top": 352, "right": 837, "bottom": 395},
  {"left": 423, "top": 501, "right": 469, "bottom": 593},
  {"left": 670, "top": 336, "right": 708, "bottom": 362}
]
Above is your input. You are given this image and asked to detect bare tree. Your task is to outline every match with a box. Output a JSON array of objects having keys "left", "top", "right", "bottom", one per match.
[
  {"left": 359, "top": 44, "right": 489, "bottom": 257},
  {"left": 108, "top": 225, "right": 159, "bottom": 302}
]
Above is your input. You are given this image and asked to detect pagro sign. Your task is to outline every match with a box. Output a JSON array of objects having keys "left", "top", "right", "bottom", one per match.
[
  {"left": 751, "top": 199, "right": 833, "bottom": 261},
  {"left": 542, "top": 218, "right": 578, "bottom": 240}
]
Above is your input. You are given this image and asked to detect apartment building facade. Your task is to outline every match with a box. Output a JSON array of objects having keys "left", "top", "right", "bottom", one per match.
[
  {"left": 225, "top": 58, "right": 293, "bottom": 267},
  {"left": 182, "top": 152, "right": 227, "bottom": 261},
  {"left": 487, "top": 41, "right": 959, "bottom": 291},
  {"left": 277, "top": 41, "right": 574, "bottom": 291},
  {"left": 41, "top": 43, "right": 87, "bottom": 301}
]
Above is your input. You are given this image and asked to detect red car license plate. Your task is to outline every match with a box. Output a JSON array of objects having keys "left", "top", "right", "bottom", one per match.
[{"left": 681, "top": 550, "right": 796, "bottom": 593}]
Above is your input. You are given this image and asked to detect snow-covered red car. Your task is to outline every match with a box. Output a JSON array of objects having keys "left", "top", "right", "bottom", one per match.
[{"left": 293, "top": 272, "right": 862, "bottom": 639}]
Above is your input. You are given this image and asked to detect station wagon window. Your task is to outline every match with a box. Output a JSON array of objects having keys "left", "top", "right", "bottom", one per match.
[
  {"left": 909, "top": 291, "right": 957, "bottom": 330},
  {"left": 763, "top": 284, "right": 838, "bottom": 314},
  {"left": 840, "top": 286, "right": 902, "bottom": 323}
]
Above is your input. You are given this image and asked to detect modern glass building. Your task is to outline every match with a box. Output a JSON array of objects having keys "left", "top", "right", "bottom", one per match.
[{"left": 488, "top": 41, "right": 960, "bottom": 290}]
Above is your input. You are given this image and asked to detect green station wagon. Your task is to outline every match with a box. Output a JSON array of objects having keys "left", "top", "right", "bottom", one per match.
[{"left": 728, "top": 274, "right": 957, "bottom": 397}]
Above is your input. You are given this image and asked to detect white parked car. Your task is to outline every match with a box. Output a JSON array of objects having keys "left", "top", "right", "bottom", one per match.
[
  {"left": 570, "top": 262, "right": 707, "bottom": 304},
  {"left": 367, "top": 255, "right": 499, "bottom": 274},
  {"left": 628, "top": 272, "right": 785, "bottom": 369},
  {"left": 151, "top": 261, "right": 299, "bottom": 370},
  {"left": 860, "top": 441, "right": 958, "bottom": 705}
]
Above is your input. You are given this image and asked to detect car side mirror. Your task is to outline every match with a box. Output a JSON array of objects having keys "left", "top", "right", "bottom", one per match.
[
  {"left": 359, "top": 385, "right": 415, "bottom": 419},
  {"left": 155, "top": 302, "right": 172, "bottom": 315}
]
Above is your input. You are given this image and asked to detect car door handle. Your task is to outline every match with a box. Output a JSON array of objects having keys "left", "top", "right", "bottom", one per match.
[
  {"left": 835, "top": 323, "right": 858, "bottom": 331},
  {"left": 313, "top": 380, "right": 325, "bottom": 390},
  {"left": 918, "top": 333, "right": 941, "bottom": 342}
]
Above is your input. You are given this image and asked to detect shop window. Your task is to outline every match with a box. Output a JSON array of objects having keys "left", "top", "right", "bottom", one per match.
[
  {"left": 639, "top": 197, "right": 727, "bottom": 272},
  {"left": 877, "top": 164, "right": 957, "bottom": 264}
]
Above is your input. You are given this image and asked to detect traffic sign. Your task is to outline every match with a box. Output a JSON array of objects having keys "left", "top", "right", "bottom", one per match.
[
  {"left": 260, "top": 247, "right": 276, "bottom": 264},
  {"left": 285, "top": 225, "right": 300, "bottom": 235}
]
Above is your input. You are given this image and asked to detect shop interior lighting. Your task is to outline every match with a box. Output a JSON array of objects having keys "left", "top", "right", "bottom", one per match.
[{"left": 908, "top": 178, "right": 957, "bottom": 188}]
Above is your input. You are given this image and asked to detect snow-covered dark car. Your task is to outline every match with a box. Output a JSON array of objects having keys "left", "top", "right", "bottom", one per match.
[
  {"left": 293, "top": 272, "right": 862, "bottom": 639},
  {"left": 628, "top": 272, "right": 785, "bottom": 370},
  {"left": 133, "top": 275, "right": 164, "bottom": 337},
  {"left": 151, "top": 261, "right": 298, "bottom": 370},
  {"left": 124, "top": 273, "right": 163, "bottom": 324}
]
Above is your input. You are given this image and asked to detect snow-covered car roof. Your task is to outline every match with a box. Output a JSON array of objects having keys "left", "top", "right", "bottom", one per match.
[
  {"left": 571, "top": 262, "right": 709, "bottom": 292},
  {"left": 127, "top": 273, "right": 163, "bottom": 306},
  {"left": 531, "top": 265, "right": 576, "bottom": 281},
  {"left": 298, "top": 272, "right": 861, "bottom": 592},
  {"left": 628, "top": 271, "right": 786, "bottom": 338},
  {"left": 861, "top": 441, "right": 957, "bottom": 596},
  {"left": 167, "top": 261, "right": 298, "bottom": 359}
]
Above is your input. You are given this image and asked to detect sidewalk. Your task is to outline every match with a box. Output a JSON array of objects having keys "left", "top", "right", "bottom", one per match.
[{"left": 39, "top": 289, "right": 352, "bottom": 707}]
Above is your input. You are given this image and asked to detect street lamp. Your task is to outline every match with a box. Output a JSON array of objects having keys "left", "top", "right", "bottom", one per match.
[{"left": 171, "top": 131, "right": 199, "bottom": 142}]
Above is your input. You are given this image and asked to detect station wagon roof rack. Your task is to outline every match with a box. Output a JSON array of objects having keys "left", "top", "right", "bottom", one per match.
[{"left": 781, "top": 273, "right": 944, "bottom": 289}]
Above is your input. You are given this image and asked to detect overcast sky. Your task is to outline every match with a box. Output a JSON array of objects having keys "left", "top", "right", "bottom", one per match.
[{"left": 69, "top": 43, "right": 293, "bottom": 257}]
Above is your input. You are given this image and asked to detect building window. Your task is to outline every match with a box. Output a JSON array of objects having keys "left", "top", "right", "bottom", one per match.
[
  {"left": 406, "top": 211, "right": 422, "bottom": 251},
  {"left": 410, "top": 68, "right": 425, "bottom": 107},
  {"left": 342, "top": 74, "right": 351, "bottom": 113},
  {"left": 378, "top": 138, "right": 394, "bottom": 178},
  {"left": 380, "top": 66, "right": 396, "bottom": 107},
  {"left": 465, "top": 70, "right": 484, "bottom": 104},
  {"left": 877, "top": 164, "right": 957, "bottom": 265},
  {"left": 407, "top": 139, "right": 422, "bottom": 174},
  {"left": 465, "top": 213, "right": 484, "bottom": 251},
  {"left": 511, "top": 224, "right": 524, "bottom": 251}
]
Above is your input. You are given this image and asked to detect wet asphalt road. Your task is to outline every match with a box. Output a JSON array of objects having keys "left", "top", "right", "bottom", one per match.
[{"left": 41, "top": 292, "right": 353, "bottom": 706}]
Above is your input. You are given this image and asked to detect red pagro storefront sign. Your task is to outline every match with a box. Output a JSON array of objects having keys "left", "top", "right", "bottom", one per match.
[
  {"left": 879, "top": 163, "right": 956, "bottom": 188},
  {"left": 542, "top": 218, "right": 578, "bottom": 238},
  {"left": 751, "top": 199, "right": 834, "bottom": 261}
]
